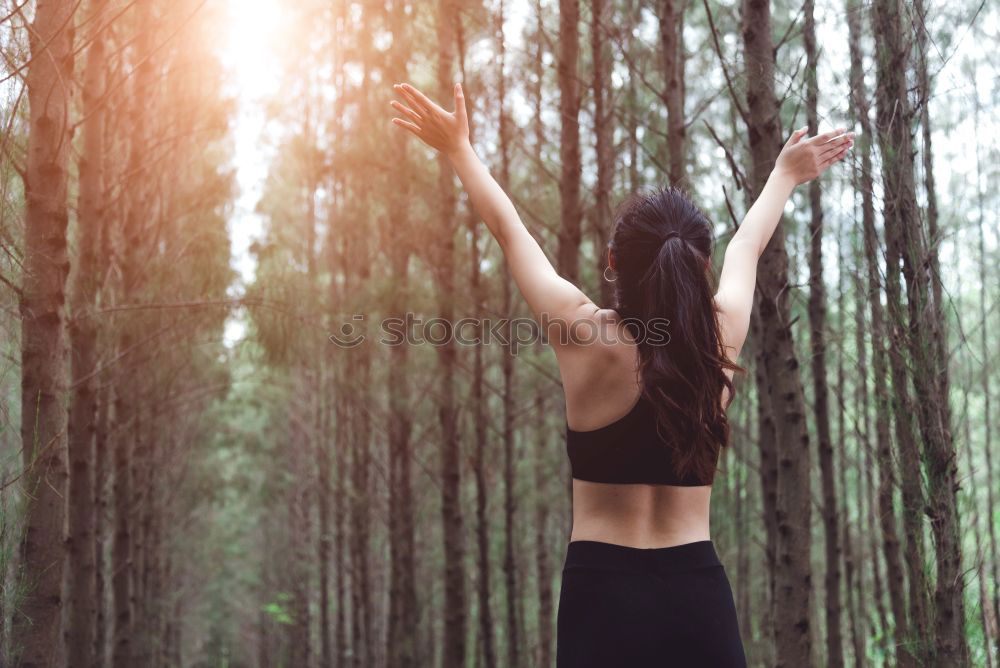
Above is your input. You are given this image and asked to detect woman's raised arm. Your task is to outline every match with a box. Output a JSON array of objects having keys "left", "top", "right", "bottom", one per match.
[
  {"left": 714, "top": 127, "right": 854, "bottom": 360},
  {"left": 391, "top": 82, "right": 597, "bottom": 341}
]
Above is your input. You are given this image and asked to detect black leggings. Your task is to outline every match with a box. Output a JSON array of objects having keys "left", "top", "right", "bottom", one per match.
[{"left": 556, "top": 540, "right": 747, "bottom": 667}]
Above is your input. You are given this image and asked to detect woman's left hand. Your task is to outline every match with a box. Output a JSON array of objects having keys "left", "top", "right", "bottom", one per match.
[{"left": 390, "top": 82, "right": 470, "bottom": 156}]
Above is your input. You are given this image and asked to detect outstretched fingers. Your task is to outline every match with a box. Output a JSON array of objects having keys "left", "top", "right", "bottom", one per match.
[
  {"left": 390, "top": 100, "right": 422, "bottom": 125},
  {"left": 809, "top": 127, "right": 848, "bottom": 145},
  {"left": 818, "top": 133, "right": 854, "bottom": 158},
  {"left": 821, "top": 143, "right": 852, "bottom": 168},
  {"left": 398, "top": 83, "right": 442, "bottom": 118},
  {"left": 393, "top": 84, "right": 430, "bottom": 118},
  {"left": 786, "top": 126, "right": 809, "bottom": 146},
  {"left": 391, "top": 117, "right": 422, "bottom": 137}
]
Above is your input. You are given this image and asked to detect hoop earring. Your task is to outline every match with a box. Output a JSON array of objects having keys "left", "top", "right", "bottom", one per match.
[{"left": 603, "top": 266, "right": 617, "bottom": 282}]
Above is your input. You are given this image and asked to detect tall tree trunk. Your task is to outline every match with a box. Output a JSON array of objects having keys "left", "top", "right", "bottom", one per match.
[
  {"left": 95, "top": 382, "right": 111, "bottom": 667},
  {"left": 847, "top": 2, "right": 918, "bottom": 663},
  {"left": 288, "top": 426, "right": 312, "bottom": 668},
  {"left": 911, "top": 4, "right": 969, "bottom": 661},
  {"left": 556, "top": 0, "right": 582, "bottom": 282},
  {"left": 434, "top": 4, "right": 467, "bottom": 667},
  {"left": 66, "top": 1, "right": 107, "bottom": 663},
  {"left": 973, "top": 74, "right": 1000, "bottom": 668},
  {"left": 320, "top": 270, "right": 334, "bottom": 667},
  {"left": 350, "top": 26, "right": 375, "bottom": 668},
  {"left": 871, "top": 0, "right": 968, "bottom": 663},
  {"left": 592, "top": 0, "right": 615, "bottom": 307},
  {"left": 331, "top": 377, "right": 345, "bottom": 668},
  {"left": 467, "top": 204, "right": 497, "bottom": 668},
  {"left": 462, "top": 17, "right": 495, "bottom": 668},
  {"left": 386, "top": 5, "right": 418, "bottom": 665},
  {"left": 847, "top": 5, "right": 906, "bottom": 664},
  {"left": 533, "top": 392, "right": 555, "bottom": 667},
  {"left": 658, "top": 0, "right": 686, "bottom": 186},
  {"left": 493, "top": 4, "right": 523, "bottom": 664},
  {"left": 111, "top": 391, "right": 133, "bottom": 668},
  {"left": 622, "top": 0, "right": 642, "bottom": 193},
  {"left": 803, "top": 1, "right": 843, "bottom": 663},
  {"left": 750, "top": 309, "right": 778, "bottom": 666},
  {"left": 848, "top": 251, "right": 869, "bottom": 665},
  {"left": 739, "top": 1, "right": 814, "bottom": 664},
  {"left": 16, "top": 2, "right": 76, "bottom": 665}
]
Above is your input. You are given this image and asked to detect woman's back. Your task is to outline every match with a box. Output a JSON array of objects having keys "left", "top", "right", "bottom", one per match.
[{"left": 557, "top": 309, "right": 723, "bottom": 549}]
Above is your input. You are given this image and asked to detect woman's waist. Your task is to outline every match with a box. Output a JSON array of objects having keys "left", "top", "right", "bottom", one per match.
[
  {"left": 569, "top": 479, "right": 711, "bottom": 548},
  {"left": 562, "top": 537, "right": 722, "bottom": 578},
  {"left": 568, "top": 519, "right": 710, "bottom": 550}
]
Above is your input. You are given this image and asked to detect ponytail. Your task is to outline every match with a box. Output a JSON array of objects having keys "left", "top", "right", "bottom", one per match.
[{"left": 611, "top": 187, "right": 741, "bottom": 483}]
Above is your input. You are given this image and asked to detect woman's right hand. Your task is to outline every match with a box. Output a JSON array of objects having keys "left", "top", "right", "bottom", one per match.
[
  {"left": 774, "top": 127, "right": 855, "bottom": 185},
  {"left": 390, "top": 82, "right": 470, "bottom": 157}
]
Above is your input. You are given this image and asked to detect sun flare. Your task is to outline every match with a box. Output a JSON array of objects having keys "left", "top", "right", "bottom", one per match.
[{"left": 222, "top": 0, "right": 282, "bottom": 99}]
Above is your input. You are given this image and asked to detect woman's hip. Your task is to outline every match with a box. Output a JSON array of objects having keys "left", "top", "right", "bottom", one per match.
[{"left": 556, "top": 539, "right": 746, "bottom": 667}]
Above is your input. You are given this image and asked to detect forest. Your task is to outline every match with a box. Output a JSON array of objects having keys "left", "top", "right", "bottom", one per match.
[{"left": 0, "top": 0, "right": 997, "bottom": 666}]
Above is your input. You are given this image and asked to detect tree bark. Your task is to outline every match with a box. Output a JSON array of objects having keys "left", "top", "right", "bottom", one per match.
[
  {"left": 534, "top": 392, "right": 554, "bottom": 667},
  {"left": 66, "top": 0, "right": 108, "bottom": 662},
  {"left": 803, "top": 1, "right": 843, "bottom": 663},
  {"left": 113, "top": 4, "right": 157, "bottom": 661},
  {"left": 658, "top": 0, "right": 686, "bottom": 186},
  {"left": 350, "top": 18, "right": 375, "bottom": 667},
  {"left": 435, "top": 4, "right": 467, "bottom": 667},
  {"left": 556, "top": 0, "right": 582, "bottom": 282},
  {"left": 973, "top": 73, "right": 1000, "bottom": 668},
  {"left": 592, "top": 0, "right": 615, "bottom": 307},
  {"left": 846, "top": 2, "right": 913, "bottom": 662},
  {"left": 911, "top": 4, "right": 969, "bottom": 661},
  {"left": 493, "top": 4, "right": 523, "bottom": 665},
  {"left": 16, "top": 1, "right": 76, "bottom": 664},
  {"left": 871, "top": 0, "right": 968, "bottom": 662},
  {"left": 386, "top": 4, "right": 418, "bottom": 665},
  {"left": 739, "top": 1, "right": 814, "bottom": 664}
]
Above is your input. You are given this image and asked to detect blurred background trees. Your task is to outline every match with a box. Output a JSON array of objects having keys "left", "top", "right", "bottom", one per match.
[{"left": 0, "top": 0, "right": 998, "bottom": 666}]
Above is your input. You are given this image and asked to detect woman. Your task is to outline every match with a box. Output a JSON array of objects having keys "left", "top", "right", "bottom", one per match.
[{"left": 390, "top": 82, "right": 853, "bottom": 667}]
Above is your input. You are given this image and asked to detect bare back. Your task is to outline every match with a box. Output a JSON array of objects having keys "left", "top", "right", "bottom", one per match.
[{"left": 555, "top": 304, "right": 738, "bottom": 549}]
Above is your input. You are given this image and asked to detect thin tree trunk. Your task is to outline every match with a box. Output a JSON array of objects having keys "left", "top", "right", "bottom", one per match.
[
  {"left": 739, "top": 1, "right": 814, "bottom": 663},
  {"left": 386, "top": 5, "right": 418, "bottom": 665},
  {"left": 658, "top": 0, "right": 686, "bottom": 186},
  {"left": 332, "top": 377, "right": 345, "bottom": 667},
  {"left": 803, "top": 1, "right": 843, "bottom": 663},
  {"left": 556, "top": 0, "right": 582, "bottom": 282},
  {"left": 66, "top": 1, "right": 108, "bottom": 662},
  {"left": 288, "top": 427, "right": 312, "bottom": 668},
  {"left": 321, "top": 319, "right": 334, "bottom": 667},
  {"left": 750, "top": 309, "right": 778, "bottom": 667},
  {"left": 16, "top": 2, "right": 75, "bottom": 662},
  {"left": 871, "top": 0, "right": 968, "bottom": 662},
  {"left": 95, "top": 381, "right": 111, "bottom": 667},
  {"left": 534, "top": 392, "right": 554, "bottom": 667},
  {"left": 848, "top": 261, "right": 869, "bottom": 666},
  {"left": 493, "top": 4, "right": 523, "bottom": 664},
  {"left": 910, "top": 2, "right": 968, "bottom": 662},
  {"left": 350, "top": 26, "right": 375, "bottom": 667},
  {"left": 468, "top": 205, "right": 497, "bottom": 668},
  {"left": 973, "top": 74, "right": 1000, "bottom": 668},
  {"left": 847, "top": 1, "right": 917, "bottom": 663},
  {"left": 112, "top": 391, "right": 133, "bottom": 668},
  {"left": 592, "top": 0, "right": 615, "bottom": 307},
  {"left": 435, "top": 6, "right": 467, "bottom": 667}
]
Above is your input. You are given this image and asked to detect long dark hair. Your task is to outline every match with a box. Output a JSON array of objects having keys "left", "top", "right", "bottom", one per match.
[{"left": 609, "top": 186, "right": 742, "bottom": 483}]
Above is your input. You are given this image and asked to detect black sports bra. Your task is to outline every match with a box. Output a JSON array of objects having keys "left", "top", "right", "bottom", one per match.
[{"left": 565, "top": 393, "right": 716, "bottom": 486}]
